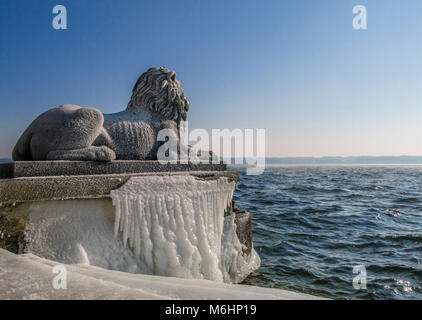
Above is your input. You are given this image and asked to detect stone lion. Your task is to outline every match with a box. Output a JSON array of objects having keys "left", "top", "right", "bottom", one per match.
[{"left": 12, "top": 67, "right": 190, "bottom": 162}]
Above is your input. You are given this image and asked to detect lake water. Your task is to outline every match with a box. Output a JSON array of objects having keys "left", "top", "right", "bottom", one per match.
[{"left": 233, "top": 165, "right": 422, "bottom": 299}]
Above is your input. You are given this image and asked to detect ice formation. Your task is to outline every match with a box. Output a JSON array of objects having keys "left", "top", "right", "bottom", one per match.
[
  {"left": 110, "top": 175, "right": 260, "bottom": 283},
  {"left": 0, "top": 248, "right": 319, "bottom": 300},
  {"left": 221, "top": 213, "right": 261, "bottom": 283},
  {"left": 22, "top": 175, "right": 259, "bottom": 284},
  {"left": 24, "top": 199, "right": 149, "bottom": 274}
]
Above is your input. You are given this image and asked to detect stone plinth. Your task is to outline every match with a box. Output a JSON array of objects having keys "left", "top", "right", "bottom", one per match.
[
  {"left": 0, "top": 160, "right": 226, "bottom": 179},
  {"left": 0, "top": 171, "right": 238, "bottom": 204},
  {"left": 0, "top": 161, "right": 257, "bottom": 283}
]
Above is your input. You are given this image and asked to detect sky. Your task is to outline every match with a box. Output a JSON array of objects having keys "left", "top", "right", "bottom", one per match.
[{"left": 1, "top": 0, "right": 422, "bottom": 158}]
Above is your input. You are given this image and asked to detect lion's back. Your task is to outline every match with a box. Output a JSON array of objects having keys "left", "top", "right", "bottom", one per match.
[{"left": 105, "top": 120, "right": 156, "bottom": 160}]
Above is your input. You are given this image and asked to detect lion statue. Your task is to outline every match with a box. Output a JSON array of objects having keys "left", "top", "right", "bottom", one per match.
[{"left": 12, "top": 67, "right": 190, "bottom": 162}]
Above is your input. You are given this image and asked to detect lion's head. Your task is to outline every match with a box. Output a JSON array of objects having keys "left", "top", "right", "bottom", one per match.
[{"left": 127, "top": 67, "right": 190, "bottom": 122}]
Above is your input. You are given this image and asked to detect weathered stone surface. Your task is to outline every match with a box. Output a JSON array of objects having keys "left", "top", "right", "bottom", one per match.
[
  {"left": 0, "top": 160, "right": 226, "bottom": 179},
  {"left": 233, "top": 208, "right": 253, "bottom": 256},
  {"left": 0, "top": 171, "right": 238, "bottom": 204},
  {"left": 0, "top": 202, "right": 28, "bottom": 254},
  {"left": 0, "top": 162, "right": 13, "bottom": 179}
]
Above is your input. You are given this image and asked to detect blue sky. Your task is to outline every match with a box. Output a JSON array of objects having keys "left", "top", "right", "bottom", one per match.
[{"left": 1, "top": 0, "right": 422, "bottom": 157}]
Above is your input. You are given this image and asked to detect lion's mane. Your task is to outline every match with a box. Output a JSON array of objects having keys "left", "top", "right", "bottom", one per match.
[{"left": 127, "top": 67, "right": 190, "bottom": 121}]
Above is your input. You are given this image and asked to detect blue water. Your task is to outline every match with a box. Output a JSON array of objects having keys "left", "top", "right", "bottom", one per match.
[{"left": 232, "top": 166, "right": 422, "bottom": 299}]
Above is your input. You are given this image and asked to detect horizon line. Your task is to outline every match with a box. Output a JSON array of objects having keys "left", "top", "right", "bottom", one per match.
[{"left": 3, "top": 155, "right": 422, "bottom": 161}]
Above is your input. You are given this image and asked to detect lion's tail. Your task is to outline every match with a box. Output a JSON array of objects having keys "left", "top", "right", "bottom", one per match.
[{"left": 12, "top": 126, "right": 33, "bottom": 161}]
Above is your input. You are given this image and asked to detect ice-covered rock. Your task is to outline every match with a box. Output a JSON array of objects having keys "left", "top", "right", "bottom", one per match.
[
  {"left": 19, "top": 174, "right": 259, "bottom": 283},
  {"left": 111, "top": 175, "right": 260, "bottom": 283}
]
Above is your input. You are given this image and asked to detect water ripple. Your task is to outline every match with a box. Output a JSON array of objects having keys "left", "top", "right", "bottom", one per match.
[{"left": 234, "top": 166, "right": 422, "bottom": 299}]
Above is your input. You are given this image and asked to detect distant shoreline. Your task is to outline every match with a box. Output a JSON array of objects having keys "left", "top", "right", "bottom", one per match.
[
  {"left": 261, "top": 163, "right": 422, "bottom": 167},
  {"left": 235, "top": 156, "right": 422, "bottom": 165},
  {"left": 4, "top": 156, "right": 422, "bottom": 165}
]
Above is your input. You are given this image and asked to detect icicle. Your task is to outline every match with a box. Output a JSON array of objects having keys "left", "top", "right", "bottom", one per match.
[
  {"left": 110, "top": 175, "right": 260, "bottom": 283},
  {"left": 122, "top": 196, "right": 129, "bottom": 247},
  {"left": 112, "top": 197, "right": 120, "bottom": 237}
]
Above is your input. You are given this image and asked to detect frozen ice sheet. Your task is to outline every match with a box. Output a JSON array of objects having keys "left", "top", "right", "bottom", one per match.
[{"left": 0, "top": 248, "right": 322, "bottom": 300}]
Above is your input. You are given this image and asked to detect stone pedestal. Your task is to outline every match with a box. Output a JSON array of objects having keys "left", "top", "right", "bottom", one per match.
[{"left": 0, "top": 161, "right": 258, "bottom": 283}]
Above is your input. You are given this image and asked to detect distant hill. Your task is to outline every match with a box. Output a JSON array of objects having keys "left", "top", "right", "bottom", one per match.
[
  {"left": 0, "top": 159, "right": 12, "bottom": 163},
  {"left": 265, "top": 156, "right": 422, "bottom": 165},
  {"left": 229, "top": 156, "right": 422, "bottom": 166}
]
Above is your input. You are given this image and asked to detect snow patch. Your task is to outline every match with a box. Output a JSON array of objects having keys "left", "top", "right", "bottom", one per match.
[{"left": 0, "top": 248, "right": 320, "bottom": 300}]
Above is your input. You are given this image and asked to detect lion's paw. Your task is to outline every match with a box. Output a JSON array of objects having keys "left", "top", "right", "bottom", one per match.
[{"left": 94, "top": 147, "right": 116, "bottom": 162}]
